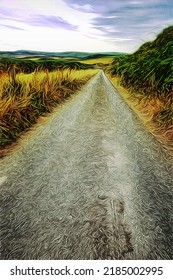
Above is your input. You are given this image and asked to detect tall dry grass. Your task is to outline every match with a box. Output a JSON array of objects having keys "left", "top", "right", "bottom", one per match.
[
  {"left": 0, "top": 68, "right": 98, "bottom": 148},
  {"left": 106, "top": 74, "right": 173, "bottom": 150}
]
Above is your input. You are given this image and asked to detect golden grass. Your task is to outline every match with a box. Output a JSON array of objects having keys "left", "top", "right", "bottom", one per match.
[
  {"left": 0, "top": 68, "right": 98, "bottom": 149},
  {"left": 79, "top": 57, "right": 114, "bottom": 65}
]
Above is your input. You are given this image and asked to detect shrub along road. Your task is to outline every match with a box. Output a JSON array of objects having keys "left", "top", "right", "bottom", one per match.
[{"left": 0, "top": 71, "right": 172, "bottom": 259}]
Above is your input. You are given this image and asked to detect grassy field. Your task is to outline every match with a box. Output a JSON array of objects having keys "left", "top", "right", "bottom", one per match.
[
  {"left": 107, "top": 26, "right": 173, "bottom": 148},
  {"left": 79, "top": 57, "right": 114, "bottom": 65},
  {"left": 0, "top": 56, "right": 96, "bottom": 74},
  {"left": 0, "top": 68, "right": 98, "bottom": 150}
]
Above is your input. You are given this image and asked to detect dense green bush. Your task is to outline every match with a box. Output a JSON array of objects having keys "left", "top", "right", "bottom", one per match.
[{"left": 109, "top": 26, "right": 173, "bottom": 97}]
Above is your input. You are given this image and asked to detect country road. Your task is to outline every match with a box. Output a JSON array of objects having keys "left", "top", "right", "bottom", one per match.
[{"left": 0, "top": 71, "right": 172, "bottom": 260}]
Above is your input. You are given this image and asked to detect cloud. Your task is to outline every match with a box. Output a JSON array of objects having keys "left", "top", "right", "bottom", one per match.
[
  {"left": 0, "top": 24, "right": 24, "bottom": 30},
  {"left": 0, "top": 6, "right": 17, "bottom": 20},
  {"left": 27, "top": 15, "right": 77, "bottom": 30},
  {"left": 71, "top": 4, "right": 93, "bottom": 12},
  {"left": 74, "top": 0, "right": 173, "bottom": 49},
  {"left": 64, "top": 0, "right": 173, "bottom": 30},
  {"left": 0, "top": 0, "right": 173, "bottom": 53}
]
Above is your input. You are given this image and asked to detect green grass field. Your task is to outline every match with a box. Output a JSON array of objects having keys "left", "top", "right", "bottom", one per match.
[{"left": 79, "top": 57, "right": 114, "bottom": 65}]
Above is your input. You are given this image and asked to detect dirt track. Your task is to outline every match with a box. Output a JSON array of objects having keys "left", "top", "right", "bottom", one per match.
[{"left": 0, "top": 71, "right": 172, "bottom": 259}]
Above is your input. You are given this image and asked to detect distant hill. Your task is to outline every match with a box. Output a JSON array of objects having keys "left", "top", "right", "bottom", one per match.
[
  {"left": 0, "top": 50, "right": 125, "bottom": 60},
  {"left": 109, "top": 25, "right": 173, "bottom": 97},
  {"left": 0, "top": 49, "right": 127, "bottom": 73}
]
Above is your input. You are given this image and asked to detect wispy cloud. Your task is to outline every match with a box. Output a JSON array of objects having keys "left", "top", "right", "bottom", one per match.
[
  {"left": 71, "top": 3, "right": 93, "bottom": 12},
  {"left": 64, "top": 0, "right": 173, "bottom": 50},
  {"left": 0, "top": 6, "right": 17, "bottom": 21},
  {"left": 27, "top": 15, "right": 77, "bottom": 30},
  {"left": 0, "top": 24, "right": 24, "bottom": 30},
  {"left": 0, "top": 4, "right": 77, "bottom": 30},
  {"left": 0, "top": 0, "right": 172, "bottom": 52}
]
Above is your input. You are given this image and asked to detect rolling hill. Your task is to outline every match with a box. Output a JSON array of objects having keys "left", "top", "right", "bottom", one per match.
[{"left": 0, "top": 50, "right": 125, "bottom": 60}]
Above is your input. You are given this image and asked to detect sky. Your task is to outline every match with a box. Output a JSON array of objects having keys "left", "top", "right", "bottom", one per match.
[{"left": 0, "top": 0, "right": 173, "bottom": 53}]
